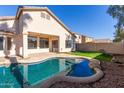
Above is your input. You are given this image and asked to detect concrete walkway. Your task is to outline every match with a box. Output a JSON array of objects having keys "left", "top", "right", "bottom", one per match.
[
  {"left": 0, "top": 52, "right": 91, "bottom": 65},
  {"left": 18, "top": 52, "right": 89, "bottom": 63}
]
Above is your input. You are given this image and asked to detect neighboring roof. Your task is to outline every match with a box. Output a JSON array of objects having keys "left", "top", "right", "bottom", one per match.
[
  {"left": 15, "top": 6, "right": 76, "bottom": 37},
  {"left": 73, "top": 32, "right": 93, "bottom": 38},
  {"left": 73, "top": 32, "right": 82, "bottom": 36},
  {"left": 82, "top": 35, "right": 93, "bottom": 38},
  {"left": 0, "top": 16, "right": 15, "bottom": 21}
]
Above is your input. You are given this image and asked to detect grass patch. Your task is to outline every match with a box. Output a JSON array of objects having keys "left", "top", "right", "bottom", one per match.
[{"left": 68, "top": 51, "right": 112, "bottom": 62}]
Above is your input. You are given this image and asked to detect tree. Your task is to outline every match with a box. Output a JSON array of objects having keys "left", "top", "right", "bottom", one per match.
[{"left": 107, "top": 5, "right": 124, "bottom": 42}]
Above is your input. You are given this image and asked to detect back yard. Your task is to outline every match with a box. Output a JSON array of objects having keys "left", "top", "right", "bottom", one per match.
[
  {"left": 50, "top": 51, "right": 124, "bottom": 88},
  {"left": 67, "top": 51, "right": 112, "bottom": 61}
]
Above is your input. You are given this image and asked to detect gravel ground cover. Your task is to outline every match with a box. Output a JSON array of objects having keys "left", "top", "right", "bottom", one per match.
[{"left": 50, "top": 61, "right": 124, "bottom": 88}]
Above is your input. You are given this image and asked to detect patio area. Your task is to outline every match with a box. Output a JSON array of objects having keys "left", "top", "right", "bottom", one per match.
[
  {"left": 0, "top": 52, "right": 123, "bottom": 88},
  {"left": 0, "top": 52, "right": 89, "bottom": 65},
  {"left": 18, "top": 52, "right": 86, "bottom": 63}
]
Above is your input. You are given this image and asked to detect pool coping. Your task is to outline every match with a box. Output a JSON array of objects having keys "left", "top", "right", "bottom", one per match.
[
  {"left": 0, "top": 53, "right": 91, "bottom": 66},
  {"left": 0, "top": 55, "right": 91, "bottom": 66},
  {"left": 0, "top": 55, "right": 104, "bottom": 88},
  {"left": 30, "top": 59, "right": 104, "bottom": 88}
]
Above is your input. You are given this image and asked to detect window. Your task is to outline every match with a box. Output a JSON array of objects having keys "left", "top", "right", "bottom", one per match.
[
  {"left": 41, "top": 12, "right": 50, "bottom": 20},
  {"left": 28, "top": 36, "right": 37, "bottom": 49},
  {"left": 39, "top": 38, "right": 49, "bottom": 48},
  {"left": 41, "top": 12, "right": 45, "bottom": 18},
  {"left": 46, "top": 14, "right": 50, "bottom": 20},
  {"left": 0, "top": 37, "right": 3, "bottom": 50},
  {"left": 7, "top": 37, "right": 12, "bottom": 50},
  {"left": 65, "top": 40, "right": 72, "bottom": 48}
]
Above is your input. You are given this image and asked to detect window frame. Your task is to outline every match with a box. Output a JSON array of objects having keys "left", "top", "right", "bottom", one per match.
[
  {"left": 0, "top": 36, "right": 3, "bottom": 50},
  {"left": 46, "top": 14, "right": 50, "bottom": 20},
  {"left": 28, "top": 36, "right": 37, "bottom": 49},
  {"left": 65, "top": 40, "right": 72, "bottom": 48},
  {"left": 39, "top": 38, "right": 49, "bottom": 48},
  {"left": 41, "top": 12, "right": 45, "bottom": 18}
]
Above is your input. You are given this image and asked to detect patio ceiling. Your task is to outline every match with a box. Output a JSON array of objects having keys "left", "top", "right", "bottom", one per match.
[
  {"left": 0, "top": 30, "right": 14, "bottom": 36},
  {"left": 28, "top": 32, "right": 59, "bottom": 39}
]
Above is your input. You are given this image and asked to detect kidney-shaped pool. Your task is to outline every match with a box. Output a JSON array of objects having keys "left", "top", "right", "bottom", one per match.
[{"left": 0, "top": 57, "right": 93, "bottom": 88}]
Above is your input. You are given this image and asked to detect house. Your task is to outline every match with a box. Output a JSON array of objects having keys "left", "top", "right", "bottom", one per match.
[
  {"left": 81, "top": 35, "right": 93, "bottom": 43},
  {"left": 0, "top": 6, "right": 76, "bottom": 58},
  {"left": 93, "top": 39, "right": 112, "bottom": 43},
  {"left": 74, "top": 33, "right": 82, "bottom": 43},
  {"left": 74, "top": 33, "right": 93, "bottom": 43}
]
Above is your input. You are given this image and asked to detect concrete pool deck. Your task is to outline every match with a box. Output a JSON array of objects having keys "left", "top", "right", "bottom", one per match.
[
  {"left": 0, "top": 52, "right": 92, "bottom": 65},
  {"left": 0, "top": 52, "right": 104, "bottom": 88}
]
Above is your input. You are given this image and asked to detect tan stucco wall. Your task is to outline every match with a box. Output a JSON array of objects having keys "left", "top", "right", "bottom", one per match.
[
  {"left": 0, "top": 20, "right": 15, "bottom": 32},
  {"left": 19, "top": 11, "right": 75, "bottom": 56},
  {"left": 0, "top": 9, "right": 75, "bottom": 57},
  {"left": 0, "top": 18, "right": 15, "bottom": 57},
  {"left": 0, "top": 18, "right": 18, "bottom": 57},
  {"left": 17, "top": 14, "right": 24, "bottom": 56},
  {"left": 15, "top": 34, "right": 23, "bottom": 56}
]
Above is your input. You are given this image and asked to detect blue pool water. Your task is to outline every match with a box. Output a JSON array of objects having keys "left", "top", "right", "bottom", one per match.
[
  {"left": 0, "top": 58, "right": 93, "bottom": 88},
  {"left": 0, "top": 58, "right": 73, "bottom": 88},
  {"left": 68, "top": 59, "right": 94, "bottom": 77}
]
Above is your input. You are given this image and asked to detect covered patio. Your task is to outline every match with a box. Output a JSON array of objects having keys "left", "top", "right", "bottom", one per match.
[
  {"left": 0, "top": 31, "right": 15, "bottom": 57},
  {"left": 27, "top": 32, "right": 59, "bottom": 54}
]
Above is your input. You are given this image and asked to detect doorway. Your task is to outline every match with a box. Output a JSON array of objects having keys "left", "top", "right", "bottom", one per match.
[{"left": 52, "top": 40, "right": 58, "bottom": 52}]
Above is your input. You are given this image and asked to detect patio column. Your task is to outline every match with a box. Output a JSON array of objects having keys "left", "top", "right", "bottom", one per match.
[
  {"left": 3, "top": 36, "right": 7, "bottom": 57},
  {"left": 10, "top": 37, "right": 16, "bottom": 56},
  {"left": 49, "top": 36, "right": 52, "bottom": 52},
  {"left": 58, "top": 37, "right": 62, "bottom": 52},
  {"left": 37, "top": 36, "right": 40, "bottom": 49},
  {"left": 22, "top": 33, "right": 28, "bottom": 58}
]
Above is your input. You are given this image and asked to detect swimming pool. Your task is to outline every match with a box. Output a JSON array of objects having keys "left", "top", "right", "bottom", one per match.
[
  {"left": 0, "top": 57, "right": 74, "bottom": 88},
  {"left": 0, "top": 57, "right": 94, "bottom": 88},
  {"left": 68, "top": 59, "right": 94, "bottom": 77}
]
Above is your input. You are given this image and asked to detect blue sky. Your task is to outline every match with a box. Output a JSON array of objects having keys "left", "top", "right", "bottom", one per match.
[{"left": 0, "top": 5, "right": 116, "bottom": 39}]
